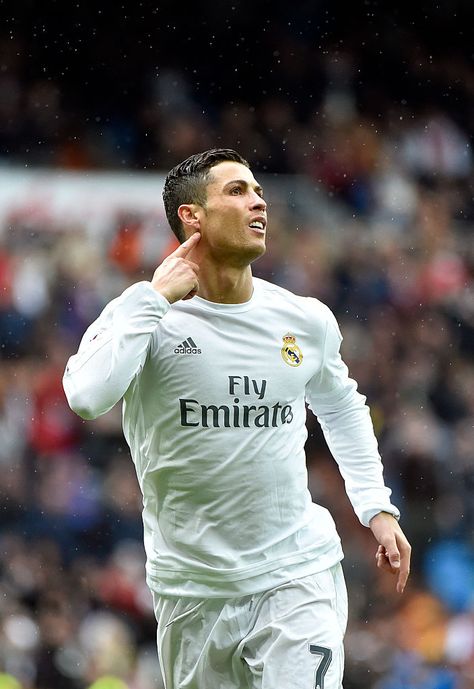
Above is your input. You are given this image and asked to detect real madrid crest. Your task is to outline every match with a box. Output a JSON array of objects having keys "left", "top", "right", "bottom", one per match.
[{"left": 281, "top": 333, "right": 303, "bottom": 367}]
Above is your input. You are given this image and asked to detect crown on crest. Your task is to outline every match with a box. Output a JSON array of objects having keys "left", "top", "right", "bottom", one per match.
[{"left": 283, "top": 333, "right": 296, "bottom": 344}]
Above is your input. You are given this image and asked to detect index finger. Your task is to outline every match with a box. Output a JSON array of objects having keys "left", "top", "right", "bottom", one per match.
[{"left": 171, "top": 232, "right": 201, "bottom": 258}]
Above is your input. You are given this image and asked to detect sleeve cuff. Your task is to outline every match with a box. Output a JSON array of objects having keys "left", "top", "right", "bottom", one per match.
[{"left": 362, "top": 506, "right": 401, "bottom": 527}]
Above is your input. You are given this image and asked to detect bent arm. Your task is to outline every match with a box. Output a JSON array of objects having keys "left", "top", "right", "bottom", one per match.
[
  {"left": 306, "top": 307, "right": 399, "bottom": 527},
  {"left": 63, "top": 281, "right": 169, "bottom": 419}
]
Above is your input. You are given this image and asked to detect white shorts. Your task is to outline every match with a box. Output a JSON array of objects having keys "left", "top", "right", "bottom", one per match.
[{"left": 152, "top": 563, "right": 348, "bottom": 689}]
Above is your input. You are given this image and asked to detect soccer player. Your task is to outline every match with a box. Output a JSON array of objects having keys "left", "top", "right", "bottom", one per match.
[{"left": 63, "top": 149, "right": 411, "bottom": 689}]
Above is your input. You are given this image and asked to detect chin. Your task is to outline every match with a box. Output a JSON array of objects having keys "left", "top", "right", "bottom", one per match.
[
  {"left": 215, "top": 240, "right": 266, "bottom": 266},
  {"left": 247, "top": 241, "right": 267, "bottom": 264}
]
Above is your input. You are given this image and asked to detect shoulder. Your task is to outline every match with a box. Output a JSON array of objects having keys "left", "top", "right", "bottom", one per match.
[{"left": 254, "top": 277, "right": 335, "bottom": 328}]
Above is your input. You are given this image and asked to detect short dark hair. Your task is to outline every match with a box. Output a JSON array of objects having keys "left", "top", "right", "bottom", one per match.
[{"left": 162, "top": 148, "right": 250, "bottom": 242}]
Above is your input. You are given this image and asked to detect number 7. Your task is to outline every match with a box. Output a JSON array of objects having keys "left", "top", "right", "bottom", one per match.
[{"left": 309, "top": 645, "right": 332, "bottom": 689}]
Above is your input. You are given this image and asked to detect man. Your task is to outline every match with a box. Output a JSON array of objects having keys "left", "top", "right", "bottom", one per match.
[{"left": 63, "top": 148, "right": 411, "bottom": 689}]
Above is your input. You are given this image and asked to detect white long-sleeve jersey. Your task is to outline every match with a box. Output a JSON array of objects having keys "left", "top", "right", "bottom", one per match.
[{"left": 63, "top": 277, "right": 399, "bottom": 598}]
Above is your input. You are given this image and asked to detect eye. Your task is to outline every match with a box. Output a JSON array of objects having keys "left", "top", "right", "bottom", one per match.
[{"left": 230, "top": 187, "right": 243, "bottom": 195}]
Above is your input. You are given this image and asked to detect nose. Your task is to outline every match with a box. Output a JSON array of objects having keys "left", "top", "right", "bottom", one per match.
[{"left": 249, "top": 191, "right": 267, "bottom": 211}]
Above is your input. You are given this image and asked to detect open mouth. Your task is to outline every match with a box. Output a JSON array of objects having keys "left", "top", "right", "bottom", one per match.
[{"left": 249, "top": 220, "right": 266, "bottom": 234}]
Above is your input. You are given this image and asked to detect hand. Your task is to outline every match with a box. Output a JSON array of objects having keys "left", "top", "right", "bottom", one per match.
[
  {"left": 151, "top": 233, "right": 201, "bottom": 303},
  {"left": 369, "top": 511, "right": 411, "bottom": 594}
]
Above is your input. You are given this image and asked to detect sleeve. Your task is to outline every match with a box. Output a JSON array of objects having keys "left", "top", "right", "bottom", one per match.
[
  {"left": 63, "top": 281, "right": 170, "bottom": 420},
  {"left": 305, "top": 305, "right": 400, "bottom": 527}
]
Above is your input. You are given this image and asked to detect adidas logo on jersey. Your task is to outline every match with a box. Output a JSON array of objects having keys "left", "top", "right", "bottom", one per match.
[{"left": 174, "top": 337, "right": 202, "bottom": 355}]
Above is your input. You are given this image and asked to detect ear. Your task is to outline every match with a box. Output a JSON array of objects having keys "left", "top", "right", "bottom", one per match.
[{"left": 177, "top": 204, "right": 201, "bottom": 232}]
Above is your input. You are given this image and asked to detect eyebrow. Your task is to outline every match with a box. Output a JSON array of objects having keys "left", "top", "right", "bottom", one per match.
[{"left": 223, "top": 179, "right": 264, "bottom": 195}]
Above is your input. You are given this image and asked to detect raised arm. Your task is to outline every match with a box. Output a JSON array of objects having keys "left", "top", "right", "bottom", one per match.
[{"left": 63, "top": 233, "right": 200, "bottom": 419}]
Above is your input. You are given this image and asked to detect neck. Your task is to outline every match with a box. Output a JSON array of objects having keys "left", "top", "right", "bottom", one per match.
[{"left": 197, "top": 259, "right": 254, "bottom": 304}]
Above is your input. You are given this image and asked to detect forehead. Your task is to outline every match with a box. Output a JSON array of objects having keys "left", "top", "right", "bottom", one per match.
[{"left": 207, "top": 161, "right": 259, "bottom": 189}]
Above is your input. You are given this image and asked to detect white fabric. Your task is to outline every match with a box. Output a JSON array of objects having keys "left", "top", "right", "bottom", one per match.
[
  {"left": 63, "top": 277, "right": 399, "bottom": 598},
  {"left": 153, "top": 564, "right": 348, "bottom": 689}
]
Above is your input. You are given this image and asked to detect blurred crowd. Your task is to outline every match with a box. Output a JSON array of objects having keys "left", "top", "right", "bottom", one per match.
[{"left": 1, "top": 2, "right": 474, "bottom": 688}]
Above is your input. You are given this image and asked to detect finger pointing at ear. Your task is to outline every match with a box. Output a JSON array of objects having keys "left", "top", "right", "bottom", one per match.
[
  {"left": 170, "top": 232, "right": 201, "bottom": 258},
  {"left": 151, "top": 233, "right": 201, "bottom": 304}
]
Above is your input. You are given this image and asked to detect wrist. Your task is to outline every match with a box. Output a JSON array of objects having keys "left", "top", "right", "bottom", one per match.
[
  {"left": 151, "top": 283, "right": 173, "bottom": 304},
  {"left": 369, "top": 510, "right": 400, "bottom": 528}
]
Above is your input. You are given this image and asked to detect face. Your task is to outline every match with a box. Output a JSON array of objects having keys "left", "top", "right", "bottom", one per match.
[{"left": 196, "top": 161, "right": 267, "bottom": 265}]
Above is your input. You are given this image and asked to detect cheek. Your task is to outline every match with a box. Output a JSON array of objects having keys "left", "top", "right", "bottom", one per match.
[
  {"left": 214, "top": 212, "right": 240, "bottom": 236},
  {"left": 203, "top": 207, "right": 244, "bottom": 244}
]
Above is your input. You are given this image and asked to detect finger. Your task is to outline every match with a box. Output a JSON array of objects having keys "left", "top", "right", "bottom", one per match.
[
  {"left": 380, "top": 537, "right": 400, "bottom": 570},
  {"left": 388, "top": 549, "right": 400, "bottom": 570},
  {"left": 376, "top": 545, "right": 399, "bottom": 570},
  {"left": 396, "top": 542, "right": 411, "bottom": 594},
  {"left": 397, "top": 563, "right": 410, "bottom": 594},
  {"left": 376, "top": 550, "right": 394, "bottom": 573},
  {"left": 377, "top": 543, "right": 410, "bottom": 592},
  {"left": 171, "top": 232, "right": 201, "bottom": 258}
]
